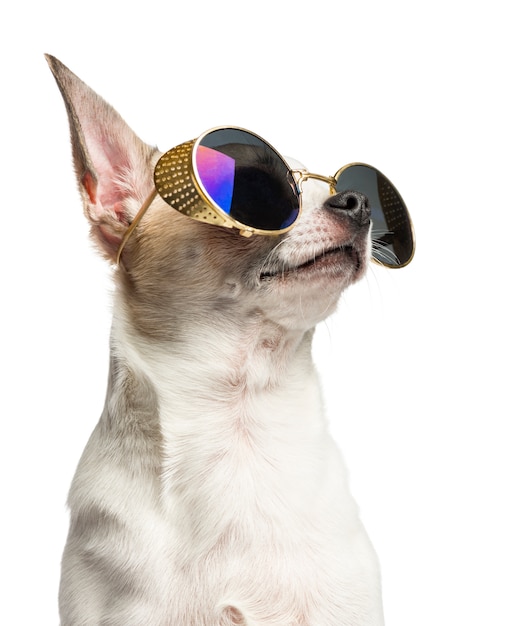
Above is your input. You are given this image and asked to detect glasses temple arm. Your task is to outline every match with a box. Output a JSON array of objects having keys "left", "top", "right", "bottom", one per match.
[{"left": 116, "top": 188, "right": 158, "bottom": 265}]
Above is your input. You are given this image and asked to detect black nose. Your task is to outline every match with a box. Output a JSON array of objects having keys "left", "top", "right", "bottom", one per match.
[{"left": 325, "top": 190, "right": 371, "bottom": 226}]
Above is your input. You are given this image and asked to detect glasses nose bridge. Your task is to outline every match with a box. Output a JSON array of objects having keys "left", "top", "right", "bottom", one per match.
[{"left": 292, "top": 170, "right": 338, "bottom": 195}]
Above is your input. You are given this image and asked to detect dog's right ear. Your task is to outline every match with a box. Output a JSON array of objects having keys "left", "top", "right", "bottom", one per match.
[{"left": 46, "top": 55, "right": 156, "bottom": 262}]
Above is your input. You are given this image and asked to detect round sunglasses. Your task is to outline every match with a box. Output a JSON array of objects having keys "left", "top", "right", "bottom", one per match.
[{"left": 116, "top": 127, "right": 415, "bottom": 268}]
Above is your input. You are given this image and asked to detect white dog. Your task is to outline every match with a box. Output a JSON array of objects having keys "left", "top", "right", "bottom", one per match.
[{"left": 48, "top": 55, "right": 385, "bottom": 626}]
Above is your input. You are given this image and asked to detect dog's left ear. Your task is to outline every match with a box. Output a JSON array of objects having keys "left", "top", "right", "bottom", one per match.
[{"left": 46, "top": 54, "right": 156, "bottom": 262}]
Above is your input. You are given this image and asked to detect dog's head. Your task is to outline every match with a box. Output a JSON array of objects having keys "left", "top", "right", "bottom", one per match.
[{"left": 47, "top": 55, "right": 370, "bottom": 337}]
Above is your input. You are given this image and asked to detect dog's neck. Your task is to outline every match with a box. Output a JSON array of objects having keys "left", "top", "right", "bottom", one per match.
[
  {"left": 105, "top": 295, "right": 326, "bottom": 546},
  {"left": 111, "top": 287, "right": 318, "bottom": 401},
  {"left": 108, "top": 287, "right": 323, "bottom": 441}
]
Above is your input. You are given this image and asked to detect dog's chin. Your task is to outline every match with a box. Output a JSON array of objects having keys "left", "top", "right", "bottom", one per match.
[{"left": 253, "top": 242, "right": 368, "bottom": 329}]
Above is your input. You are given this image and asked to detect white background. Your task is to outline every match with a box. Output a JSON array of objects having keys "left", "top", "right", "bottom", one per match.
[{"left": 1, "top": 1, "right": 512, "bottom": 624}]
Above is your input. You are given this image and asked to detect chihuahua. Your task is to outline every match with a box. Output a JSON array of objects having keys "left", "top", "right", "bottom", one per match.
[{"left": 48, "top": 55, "right": 385, "bottom": 626}]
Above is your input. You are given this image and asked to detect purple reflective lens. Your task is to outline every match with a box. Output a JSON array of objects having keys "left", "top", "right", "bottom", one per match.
[
  {"left": 195, "top": 146, "right": 235, "bottom": 214},
  {"left": 194, "top": 128, "right": 300, "bottom": 231}
]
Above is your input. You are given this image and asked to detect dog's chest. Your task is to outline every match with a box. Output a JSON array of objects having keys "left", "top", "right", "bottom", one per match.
[
  {"left": 156, "top": 365, "right": 329, "bottom": 520},
  {"left": 139, "top": 374, "right": 353, "bottom": 623},
  {"left": 62, "top": 333, "right": 382, "bottom": 625},
  {"left": 82, "top": 324, "right": 382, "bottom": 624}
]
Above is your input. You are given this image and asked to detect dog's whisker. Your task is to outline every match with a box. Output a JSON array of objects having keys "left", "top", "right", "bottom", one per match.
[
  {"left": 371, "top": 228, "right": 394, "bottom": 237},
  {"left": 371, "top": 239, "right": 400, "bottom": 266},
  {"left": 258, "top": 237, "right": 291, "bottom": 278}
]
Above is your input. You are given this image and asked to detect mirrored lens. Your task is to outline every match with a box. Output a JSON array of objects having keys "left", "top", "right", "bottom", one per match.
[
  {"left": 335, "top": 164, "right": 414, "bottom": 267},
  {"left": 194, "top": 129, "right": 300, "bottom": 231}
]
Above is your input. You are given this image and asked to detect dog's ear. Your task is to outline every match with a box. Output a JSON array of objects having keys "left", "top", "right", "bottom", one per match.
[{"left": 46, "top": 54, "right": 156, "bottom": 261}]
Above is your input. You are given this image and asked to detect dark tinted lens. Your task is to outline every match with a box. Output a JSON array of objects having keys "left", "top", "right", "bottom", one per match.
[
  {"left": 195, "top": 129, "right": 300, "bottom": 231},
  {"left": 336, "top": 164, "right": 414, "bottom": 267}
]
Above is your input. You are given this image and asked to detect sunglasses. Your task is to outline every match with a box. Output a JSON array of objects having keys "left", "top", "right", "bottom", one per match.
[{"left": 116, "top": 127, "right": 415, "bottom": 268}]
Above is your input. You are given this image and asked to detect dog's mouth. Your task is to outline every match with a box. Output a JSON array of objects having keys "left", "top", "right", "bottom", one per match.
[{"left": 259, "top": 245, "right": 361, "bottom": 281}]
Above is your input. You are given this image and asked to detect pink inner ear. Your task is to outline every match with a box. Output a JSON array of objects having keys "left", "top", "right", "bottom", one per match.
[
  {"left": 82, "top": 132, "right": 132, "bottom": 225},
  {"left": 82, "top": 170, "right": 97, "bottom": 204}
]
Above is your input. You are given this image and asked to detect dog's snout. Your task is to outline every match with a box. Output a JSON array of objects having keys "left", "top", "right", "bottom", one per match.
[{"left": 325, "top": 190, "right": 371, "bottom": 226}]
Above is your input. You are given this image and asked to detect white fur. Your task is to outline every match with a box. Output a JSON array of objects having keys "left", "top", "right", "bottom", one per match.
[{"left": 48, "top": 55, "right": 384, "bottom": 625}]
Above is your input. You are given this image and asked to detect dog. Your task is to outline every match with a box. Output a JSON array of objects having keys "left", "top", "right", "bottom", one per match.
[{"left": 47, "top": 55, "right": 385, "bottom": 626}]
